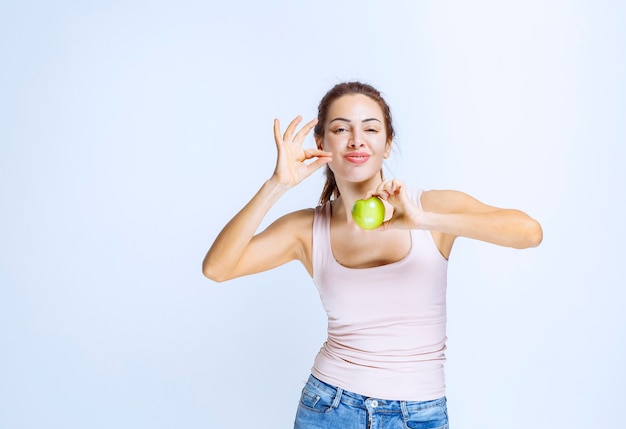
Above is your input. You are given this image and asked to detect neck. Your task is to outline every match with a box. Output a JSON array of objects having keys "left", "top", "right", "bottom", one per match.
[{"left": 333, "top": 176, "right": 384, "bottom": 223}]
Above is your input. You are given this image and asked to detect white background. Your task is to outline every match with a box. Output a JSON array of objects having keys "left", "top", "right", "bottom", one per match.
[{"left": 1, "top": 1, "right": 624, "bottom": 428}]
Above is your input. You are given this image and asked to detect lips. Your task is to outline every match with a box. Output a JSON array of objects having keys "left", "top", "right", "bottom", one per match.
[{"left": 344, "top": 152, "right": 370, "bottom": 164}]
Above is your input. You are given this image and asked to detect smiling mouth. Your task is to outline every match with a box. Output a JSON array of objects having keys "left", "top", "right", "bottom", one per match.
[{"left": 345, "top": 154, "right": 370, "bottom": 164}]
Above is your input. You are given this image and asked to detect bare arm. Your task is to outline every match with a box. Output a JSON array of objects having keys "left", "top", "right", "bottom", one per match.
[
  {"left": 420, "top": 189, "right": 543, "bottom": 252},
  {"left": 202, "top": 116, "right": 331, "bottom": 282},
  {"left": 202, "top": 179, "right": 289, "bottom": 282},
  {"left": 371, "top": 181, "right": 543, "bottom": 259}
]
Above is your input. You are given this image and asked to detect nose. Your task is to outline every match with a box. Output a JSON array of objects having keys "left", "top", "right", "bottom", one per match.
[{"left": 349, "top": 130, "right": 365, "bottom": 148}]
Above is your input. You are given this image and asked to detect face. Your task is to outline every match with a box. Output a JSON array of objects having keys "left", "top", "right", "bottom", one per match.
[{"left": 316, "top": 93, "right": 392, "bottom": 185}]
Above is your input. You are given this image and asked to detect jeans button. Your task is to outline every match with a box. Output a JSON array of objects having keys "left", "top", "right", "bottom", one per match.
[{"left": 371, "top": 399, "right": 378, "bottom": 407}]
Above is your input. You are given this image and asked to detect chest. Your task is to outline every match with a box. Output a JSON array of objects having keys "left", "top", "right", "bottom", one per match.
[{"left": 329, "top": 223, "right": 412, "bottom": 269}]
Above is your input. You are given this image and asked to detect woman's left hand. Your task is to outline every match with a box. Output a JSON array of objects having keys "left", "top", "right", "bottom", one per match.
[{"left": 366, "top": 179, "right": 423, "bottom": 230}]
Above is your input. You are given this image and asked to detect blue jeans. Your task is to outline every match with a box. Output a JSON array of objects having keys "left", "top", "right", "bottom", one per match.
[{"left": 294, "top": 375, "right": 449, "bottom": 429}]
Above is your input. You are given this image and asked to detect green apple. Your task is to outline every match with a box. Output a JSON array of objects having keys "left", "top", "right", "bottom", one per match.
[{"left": 352, "top": 197, "right": 385, "bottom": 230}]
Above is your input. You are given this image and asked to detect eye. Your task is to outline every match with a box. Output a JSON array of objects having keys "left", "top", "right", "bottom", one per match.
[
  {"left": 333, "top": 127, "right": 348, "bottom": 134},
  {"left": 365, "top": 128, "right": 379, "bottom": 133}
]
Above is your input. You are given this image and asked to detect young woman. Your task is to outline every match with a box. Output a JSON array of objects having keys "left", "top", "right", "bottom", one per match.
[{"left": 202, "top": 82, "right": 542, "bottom": 429}]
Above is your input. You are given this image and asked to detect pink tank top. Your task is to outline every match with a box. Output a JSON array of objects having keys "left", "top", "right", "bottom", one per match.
[{"left": 310, "top": 189, "right": 448, "bottom": 401}]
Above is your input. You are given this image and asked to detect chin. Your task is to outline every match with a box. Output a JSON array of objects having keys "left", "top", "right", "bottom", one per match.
[{"left": 331, "top": 163, "right": 383, "bottom": 185}]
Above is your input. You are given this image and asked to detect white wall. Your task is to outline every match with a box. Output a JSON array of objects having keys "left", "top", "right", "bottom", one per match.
[{"left": 1, "top": 1, "right": 624, "bottom": 428}]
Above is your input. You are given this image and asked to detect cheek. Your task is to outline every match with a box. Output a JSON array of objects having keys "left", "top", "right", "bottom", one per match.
[{"left": 327, "top": 133, "right": 350, "bottom": 150}]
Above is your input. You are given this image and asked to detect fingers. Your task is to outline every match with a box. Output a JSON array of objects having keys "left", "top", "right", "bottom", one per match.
[
  {"left": 303, "top": 148, "right": 332, "bottom": 169},
  {"left": 275, "top": 115, "right": 318, "bottom": 145},
  {"left": 305, "top": 155, "right": 333, "bottom": 174},
  {"left": 282, "top": 115, "right": 303, "bottom": 142},
  {"left": 303, "top": 148, "right": 333, "bottom": 159},
  {"left": 369, "top": 179, "right": 404, "bottom": 200},
  {"left": 273, "top": 118, "right": 282, "bottom": 146},
  {"left": 294, "top": 117, "right": 318, "bottom": 142},
  {"left": 274, "top": 116, "right": 299, "bottom": 146}
]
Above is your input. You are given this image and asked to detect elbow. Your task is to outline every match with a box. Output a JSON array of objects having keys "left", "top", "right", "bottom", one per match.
[
  {"left": 202, "top": 267, "right": 228, "bottom": 283},
  {"left": 202, "top": 259, "right": 230, "bottom": 283},
  {"left": 202, "top": 268, "right": 225, "bottom": 283},
  {"left": 517, "top": 219, "right": 543, "bottom": 249},
  {"left": 529, "top": 219, "right": 543, "bottom": 247}
]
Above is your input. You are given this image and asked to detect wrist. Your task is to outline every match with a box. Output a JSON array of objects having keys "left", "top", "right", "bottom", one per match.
[{"left": 264, "top": 176, "right": 291, "bottom": 195}]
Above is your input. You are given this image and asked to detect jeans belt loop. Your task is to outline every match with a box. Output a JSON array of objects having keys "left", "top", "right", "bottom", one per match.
[
  {"left": 331, "top": 387, "right": 343, "bottom": 409},
  {"left": 400, "top": 401, "right": 409, "bottom": 418}
]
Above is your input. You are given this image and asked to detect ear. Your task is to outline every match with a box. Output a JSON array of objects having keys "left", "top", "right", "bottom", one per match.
[
  {"left": 315, "top": 136, "right": 324, "bottom": 150},
  {"left": 383, "top": 139, "right": 392, "bottom": 159}
]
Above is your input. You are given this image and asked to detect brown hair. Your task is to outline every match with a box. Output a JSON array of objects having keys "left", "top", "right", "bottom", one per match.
[{"left": 314, "top": 81, "right": 395, "bottom": 205}]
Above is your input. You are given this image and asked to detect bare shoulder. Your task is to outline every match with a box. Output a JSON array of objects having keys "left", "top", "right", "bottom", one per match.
[
  {"left": 265, "top": 208, "right": 315, "bottom": 253},
  {"left": 421, "top": 189, "right": 498, "bottom": 214},
  {"left": 273, "top": 208, "right": 315, "bottom": 232}
]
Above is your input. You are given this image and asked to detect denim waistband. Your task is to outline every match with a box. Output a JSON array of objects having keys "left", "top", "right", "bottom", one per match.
[{"left": 306, "top": 374, "right": 446, "bottom": 412}]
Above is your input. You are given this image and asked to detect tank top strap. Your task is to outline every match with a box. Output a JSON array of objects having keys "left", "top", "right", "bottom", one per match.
[
  {"left": 312, "top": 202, "right": 332, "bottom": 280},
  {"left": 410, "top": 188, "right": 425, "bottom": 209}
]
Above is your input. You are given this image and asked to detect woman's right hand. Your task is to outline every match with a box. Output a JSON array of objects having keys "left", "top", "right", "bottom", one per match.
[{"left": 272, "top": 116, "right": 332, "bottom": 188}]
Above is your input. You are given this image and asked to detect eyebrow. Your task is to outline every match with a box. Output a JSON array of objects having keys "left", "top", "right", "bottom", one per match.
[{"left": 329, "top": 117, "right": 382, "bottom": 124}]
